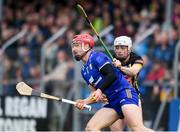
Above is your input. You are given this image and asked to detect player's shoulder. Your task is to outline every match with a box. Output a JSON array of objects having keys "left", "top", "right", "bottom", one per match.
[
  {"left": 91, "top": 51, "right": 111, "bottom": 65},
  {"left": 91, "top": 51, "right": 108, "bottom": 58},
  {"left": 130, "top": 52, "right": 143, "bottom": 60},
  {"left": 92, "top": 51, "right": 106, "bottom": 55},
  {"left": 130, "top": 52, "right": 143, "bottom": 65}
]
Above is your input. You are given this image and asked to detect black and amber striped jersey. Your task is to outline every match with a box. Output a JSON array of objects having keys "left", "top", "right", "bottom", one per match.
[{"left": 117, "top": 52, "right": 143, "bottom": 95}]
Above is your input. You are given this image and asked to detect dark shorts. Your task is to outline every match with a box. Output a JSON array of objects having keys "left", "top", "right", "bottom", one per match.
[{"left": 104, "top": 88, "right": 139, "bottom": 119}]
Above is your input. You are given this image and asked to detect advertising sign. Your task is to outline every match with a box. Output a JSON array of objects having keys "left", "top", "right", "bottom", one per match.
[{"left": 0, "top": 96, "right": 48, "bottom": 131}]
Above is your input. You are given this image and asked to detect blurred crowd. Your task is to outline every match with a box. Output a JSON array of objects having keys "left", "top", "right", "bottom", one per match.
[{"left": 0, "top": 0, "right": 179, "bottom": 130}]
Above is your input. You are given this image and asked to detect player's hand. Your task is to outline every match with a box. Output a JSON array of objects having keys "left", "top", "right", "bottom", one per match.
[
  {"left": 90, "top": 93, "right": 108, "bottom": 103},
  {"left": 113, "top": 58, "right": 121, "bottom": 69},
  {"left": 75, "top": 99, "right": 85, "bottom": 110},
  {"left": 91, "top": 89, "right": 103, "bottom": 102},
  {"left": 100, "top": 94, "right": 108, "bottom": 103}
]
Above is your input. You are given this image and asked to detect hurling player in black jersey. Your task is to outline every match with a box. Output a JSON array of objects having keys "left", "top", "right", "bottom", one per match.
[{"left": 111, "top": 36, "right": 144, "bottom": 131}]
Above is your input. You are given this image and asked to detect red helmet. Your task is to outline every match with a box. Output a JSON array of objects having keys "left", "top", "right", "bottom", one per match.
[{"left": 72, "top": 33, "right": 94, "bottom": 48}]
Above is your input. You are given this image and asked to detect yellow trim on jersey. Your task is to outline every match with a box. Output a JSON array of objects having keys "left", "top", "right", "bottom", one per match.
[{"left": 133, "top": 63, "right": 143, "bottom": 69}]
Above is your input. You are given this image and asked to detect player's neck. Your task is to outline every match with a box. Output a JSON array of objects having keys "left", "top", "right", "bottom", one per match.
[
  {"left": 82, "top": 50, "right": 92, "bottom": 64},
  {"left": 123, "top": 54, "right": 130, "bottom": 64}
]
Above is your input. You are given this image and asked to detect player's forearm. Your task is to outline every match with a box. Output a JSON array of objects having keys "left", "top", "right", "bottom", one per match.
[
  {"left": 89, "top": 85, "right": 96, "bottom": 92},
  {"left": 120, "top": 66, "right": 140, "bottom": 77}
]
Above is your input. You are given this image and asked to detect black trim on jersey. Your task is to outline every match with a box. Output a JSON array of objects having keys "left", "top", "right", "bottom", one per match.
[
  {"left": 134, "top": 60, "right": 143, "bottom": 66},
  {"left": 98, "top": 64, "right": 117, "bottom": 92},
  {"left": 127, "top": 52, "right": 143, "bottom": 96}
]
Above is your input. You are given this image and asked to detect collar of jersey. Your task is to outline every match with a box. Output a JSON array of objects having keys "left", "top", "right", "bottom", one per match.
[{"left": 83, "top": 50, "right": 94, "bottom": 66}]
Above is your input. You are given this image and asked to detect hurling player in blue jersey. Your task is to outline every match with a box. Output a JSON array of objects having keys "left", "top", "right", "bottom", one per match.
[{"left": 71, "top": 33, "right": 152, "bottom": 131}]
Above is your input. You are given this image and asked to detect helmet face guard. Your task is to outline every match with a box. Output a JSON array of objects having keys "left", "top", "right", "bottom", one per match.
[
  {"left": 72, "top": 34, "right": 94, "bottom": 49},
  {"left": 114, "top": 36, "right": 132, "bottom": 51},
  {"left": 72, "top": 34, "right": 94, "bottom": 61}
]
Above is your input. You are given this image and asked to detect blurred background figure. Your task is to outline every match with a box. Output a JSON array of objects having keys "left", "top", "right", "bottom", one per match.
[{"left": 44, "top": 49, "right": 74, "bottom": 97}]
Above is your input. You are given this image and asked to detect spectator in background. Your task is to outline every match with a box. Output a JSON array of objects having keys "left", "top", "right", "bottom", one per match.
[
  {"left": 145, "top": 59, "right": 168, "bottom": 127},
  {"left": 113, "top": 19, "right": 127, "bottom": 37},
  {"left": 137, "top": 55, "right": 153, "bottom": 94},
  {"left": 2, "top": 56, "right": 17, "bottom": 95},
  {"left": 44, "top": 49, "right": 74, "bottom": 97},
  {"left": 169, "top": 27, "right": 179, "bottom": 56},
  {"left": 44, "top": 50, "right": 71, "bottom": 82},
  {"left": 151, "top": 31, "right": 174, "bottom": 68},
  {"left": 172, "top": 1, "right": 180, "bottom": 28},
  {"left": 93, "top": 5, "right": 103, "bottom": 33},
  {"left": 19, "top": 47, "right": 35, "bottom": 80},
  {"left": 29, "top": 63, "right": 41, "bottom": 90},
  {"left": 27, "top": 25, "right": 44, "bottom": 62},
  {"left": 56, "top": 37, "right": 71, "bottom": 54},
  {"left": 146, "top": 59, "right": 166, "bottom": 82}
]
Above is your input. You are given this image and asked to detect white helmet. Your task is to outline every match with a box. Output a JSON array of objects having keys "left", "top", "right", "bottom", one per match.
[{"left": 114, "top": 36, "right": 132, "bottom": 51}]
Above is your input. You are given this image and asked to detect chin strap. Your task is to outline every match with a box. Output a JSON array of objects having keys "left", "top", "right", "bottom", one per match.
[
  {"left": 75, "top": 43, "right": 92, "bottom": 61},
  {"left": 80, "top": 42, "right": 92, "bottom": 59},
  {"left": 80, "top": 48, "right": 91, "bottom": 60}
]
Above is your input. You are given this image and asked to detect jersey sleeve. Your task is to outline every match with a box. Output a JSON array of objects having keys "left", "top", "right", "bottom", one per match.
[
  {"left": 131, "top": 53, "right": 144, "bottom": 66},
  {"left": 93, "top": 52, "right": 111, "bottom": 70}
]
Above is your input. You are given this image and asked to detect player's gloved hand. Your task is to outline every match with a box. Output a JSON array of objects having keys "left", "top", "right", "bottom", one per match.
[
  {"left": 75, "top": 99, "right": 85, "bottom": 110},
  {"left": 113, "top": 58, "right": 121, "bottom": 69},
  {"left": 91, "top": 89, "right": 103, "bottom": 102}
]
